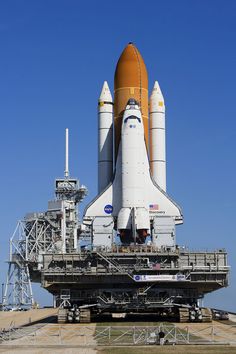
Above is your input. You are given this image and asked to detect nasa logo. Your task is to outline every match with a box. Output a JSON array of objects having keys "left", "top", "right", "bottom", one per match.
[{"left": 104, "top": 204, "right": 113, "bottom": 214}]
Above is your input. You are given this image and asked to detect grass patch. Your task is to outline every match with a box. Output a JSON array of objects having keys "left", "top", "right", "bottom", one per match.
[
  {"left": 98, "top": 345, "right": 236, "bottom": 354},
  {"left": 96, "top": 321, "right": 165, "bottom": 327},
  {"left": 94, "top": 323, "right": 202, "bottom": 346}
]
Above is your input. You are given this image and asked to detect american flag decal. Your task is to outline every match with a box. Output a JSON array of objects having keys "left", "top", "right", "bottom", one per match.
[
  {"left": 149, "top": 204, "right": 159, "bottom": 210},
  {"left": 152, "top": 263, "right": 161, "bottom": 270}
]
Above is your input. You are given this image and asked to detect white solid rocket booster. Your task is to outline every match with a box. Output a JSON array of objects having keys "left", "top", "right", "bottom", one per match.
[
  {"left": 150, "top": 81, "right": 166, "bottom": 191},
  {"left": 98, "top": 81, "right": 113, "bottom": 193}
]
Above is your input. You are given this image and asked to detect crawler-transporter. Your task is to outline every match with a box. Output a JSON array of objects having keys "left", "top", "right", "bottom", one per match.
[{"left": 24, "top": 173, "right": 228, "bottom": 324}]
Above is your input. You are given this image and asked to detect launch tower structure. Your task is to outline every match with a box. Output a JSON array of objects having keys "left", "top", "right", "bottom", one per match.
[{"left": 3, "top": 129, "right": 88, "bottom": 309}]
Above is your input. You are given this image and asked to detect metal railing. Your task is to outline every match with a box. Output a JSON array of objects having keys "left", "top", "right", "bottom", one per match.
[{"left": 0, "top": 323, "right": 236, "bottom": 346}]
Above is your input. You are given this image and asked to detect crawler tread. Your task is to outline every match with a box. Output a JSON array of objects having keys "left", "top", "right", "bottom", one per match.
[
  {"left": 179, "top": 307, "right": 189, "bottom": 323},
  {"left": 80, "top": 309, "right": 91, "bottom": 323}
]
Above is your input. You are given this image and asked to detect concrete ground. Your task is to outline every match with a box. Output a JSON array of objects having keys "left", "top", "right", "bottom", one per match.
[
  {"left": 1, "top": 310, "right": 236, "bottom": 353},
  {"left": 0, "top": 308, "right": 57, "bottom": 330},
  {"left": 176, "top": 320, "right": 236, "bottom": 343},
  {"left": 0, "top": 322, "right": 97, "bottom": 354},
  {"left": 229, "top": 314, "right": 236, "bottom": 323}
]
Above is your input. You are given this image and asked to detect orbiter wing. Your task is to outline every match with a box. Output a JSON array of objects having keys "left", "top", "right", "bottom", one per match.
[{"left": 83, "top": 142, "right": 183, "bottom": 224}]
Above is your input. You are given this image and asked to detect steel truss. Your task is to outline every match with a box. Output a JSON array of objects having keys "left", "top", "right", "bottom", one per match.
[{"left": 2, "top": 216, "right": 55, "bottom": 309}]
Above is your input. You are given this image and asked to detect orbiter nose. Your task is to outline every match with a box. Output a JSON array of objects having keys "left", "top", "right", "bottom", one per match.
[{"left": 127, "top": 98, "right": 138, "bottom": 106}]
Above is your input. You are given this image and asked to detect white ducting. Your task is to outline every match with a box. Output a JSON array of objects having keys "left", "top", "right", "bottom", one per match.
[
  {"left": 149, "top": 81, "right": 166, "bottom": 191},
  {"left": 98, "top": 81, "right": 113, "bottom": 193}
]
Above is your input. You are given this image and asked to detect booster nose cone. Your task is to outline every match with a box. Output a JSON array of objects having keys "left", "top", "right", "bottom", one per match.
[
  {"left": 99, "top": 81, "right": 112, "bottom": 103},
  {"left": 150, "top": 81, "right": 165, "bottom": 112},
  {"left": 150, "top": 81, "right": 164, "bottom": 99},
  {"left": 151, "top": 81, "right": 162, "bottom": 96},
  {"left": 114, "top": 43, "right": 148, "bottom": 159}
]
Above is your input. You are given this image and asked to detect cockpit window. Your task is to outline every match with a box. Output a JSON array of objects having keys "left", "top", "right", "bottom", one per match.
[{"left": 124, "top": 115, "right": 141, "bottom": 123}]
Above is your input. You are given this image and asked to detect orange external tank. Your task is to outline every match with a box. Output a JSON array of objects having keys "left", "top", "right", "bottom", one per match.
[{"left": 114, "top": 43, "right": 149, "bottom": 159}]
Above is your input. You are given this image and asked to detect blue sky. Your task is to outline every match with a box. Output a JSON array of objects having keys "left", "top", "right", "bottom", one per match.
[{"left": 0, "top": 0, "right": 235, "bottom": 311}]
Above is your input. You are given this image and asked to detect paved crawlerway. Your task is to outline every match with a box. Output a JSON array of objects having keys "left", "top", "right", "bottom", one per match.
[
  {"left": 1, "top": 317, "right": 236, "bottom": 353},
  {"left": 176, "top": 320, "right": 236, "bottom": 343},
  {"left": 0, "top": 309, "right": 57, "bottom": 331},
  {"left": 0, "top": 323, "right": 97, "bottom": 354}
]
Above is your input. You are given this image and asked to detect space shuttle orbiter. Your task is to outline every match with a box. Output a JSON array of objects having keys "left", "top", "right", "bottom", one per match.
[{"left": 83, "top": 43, "right": 183, "bottom": 245}]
